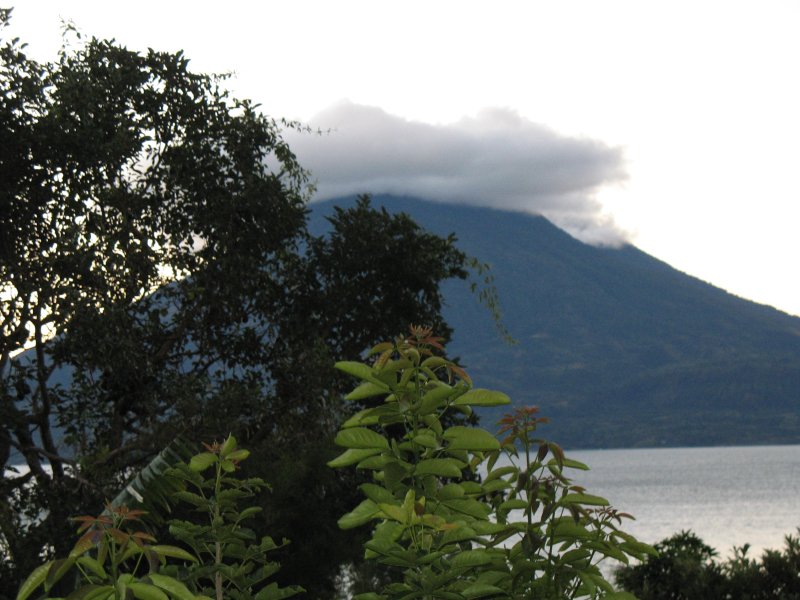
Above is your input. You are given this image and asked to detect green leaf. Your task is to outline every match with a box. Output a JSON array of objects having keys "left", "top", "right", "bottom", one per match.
[
  {"left": 345, "top": 381, "right": 390, "bottom": 401},
  {"left": 560, "top": 457, "right": 590, "bottom": 470},
  {"left": 485, "top": 465, "right": 518, "bottom": 482},
  {"left": 67, "top": 584, "right": 115, "bottom": 600},
  {"left": 414, "top": 458, "right": 464, "bottom": 478},
  {"left": 418, "top": 382, "right": 455, "bottom": 414},
  {"left": 471, "top": 521, "right": 509, "bottom": 535},
  {"left": 15, "top": 561, "right": 52, "bottom": 600},
  {"left": 552, "top": 519, "right": 592, "bottom": 539},
  {"left": 335, "top": 361, "right": 388, "bottom": 386},
  {"left": 220, "top": 434, "right": 237, "bottom": 457},
  {"left": 189, "top": 452, "right": 217, "bottom": 472},
  {"left": 128, "top": 582, "right": 169, "bottom": 600},
  {"left": 560, "top": 493, "right": 609, "bottom": 506},
  {"left": 481, "top": 479, "right": 511, "bottom": 493},
  {"left": 76, "top": 556, "right": 108, "bottom": 579},
  {"left": 441, "top": 525, "right": 478, "bottom": 545},
  {"left": 443, "top": 426, "right": 500, "bottom": 451},
  {"left": 226, "top": 449, "right": 250, "bottom": 461},
  {"left": 147, "top": 574, "right": 196, "bottom": 600},
  {"left": 420, "top": 356, "right": 449, "bottom": 369},
  {"left": 359, "top": 483, "right": 396, "bottom": 504},
  {"left": 254, "top": 582, "right": 303, "bottom": 600},
  {"left": 327, "top": 447, "right": 383, "bottom": 468},
  {"left": 499, "top": 499, "right": 528, "bottom": 510},
  {"left": 338, "top": 499, "right": 381, "bottom": 529},
  {"left": 334, "top": 427, "right": 389, "bottom": 450},
  {"left": 453, "top": 388, "right": 510, "bottom": 407},
  {"left": 173, "top": 490, "right": 208, "bottom": 507},
  {"left": 116, "top": 573, "right": 133, "bottom": 600},
  {"left": 442, "top": 498, "right": 491, "bottom": 520},
  {"left": 450, "top": 549, "right": 492, "bottom": 569},
  {"left": 378, "top": 503, "right": 408, "bottom": 524},
  {"left": 150, "top": 545, "right": 198, "bottom": 562},
  {"left": 353, "top": 594, "right": 385, "bottom": 600},
  {"left": 411, "top": 433, "right": 438, "bottom": 449},
  {"left": 461, "top": 583, "right": 506, "bottom": 599},
  {"left": 45, "top": 557, "right": 75, "bottom": 591}
]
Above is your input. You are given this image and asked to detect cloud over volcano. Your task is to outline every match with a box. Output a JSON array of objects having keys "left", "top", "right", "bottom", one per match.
[{"left": 287, "top": 102, "right": 629, "bottom": 245}]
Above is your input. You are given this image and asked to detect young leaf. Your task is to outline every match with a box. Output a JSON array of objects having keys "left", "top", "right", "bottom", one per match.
[
  {"left": 188, "top": 452, "right": 217, "bottom": 473},
  {"left": 15, "top": 561, "right": 52, "bottom": 600},
  {"left": 220, "top": 434, "right": 237, "bottom": 458},
  {"left": 338, "top": 499, "right": 381, "bottom": 530},
  {"left": 334, "top": 427, "right": 389, "bottom": 450},
  {"left": 128, "top": 582, "right": 169, "bottom": 600},
  {"left": 45, "top": 557, "right": 75, "bottom": 591},
  {"left": 346, "top": 381, "right": 390, "bottom": 401},
  {"left": 359, "top": 483, "right": 396, "bottom": 504},
  {"left": 149, "top": 545, "right": 198, "bottom": 562},
  {"left": 147, "top": 573, "right": 196, "bottom": 600},
  {"left": 441, "top": 498, "right": 491, "bottom": 520},
  {"left": 443, "top": 427, "right": 500, "bottom": 451},
  {"left": 560, "top": 493, "right": 609, "bottom": 506},
  {"left": 418, "top": 383, "right": 455, "bottom": 414},
  {"left": 414, "top": 458, "right": 464, "bottom": 479},
  {"left": 327, "top": 448, "right": 383, "bottom": 468},
  {"left": 76, "top": 556, "right": 108, "bottom": 579},
  {"left": 254, "top": 581, "right": 303, "bottom": 600},
  {"left": 226, "top": 449, "right": 250, "bottom": 462},
  {"left": 461, "top": 583, "right": 506, "bottom": 599},
  {"left": 449, "top": 549, "right": 492, "bottom": 569},
  {"left": 453, "top": 388, "right": 511, "bottom": 407},
  {"left": 335, "top": 361, "right": 388, "bottom": 387},
  {"left": 68, "top": 584, "right": 115, "bottom": 600}
]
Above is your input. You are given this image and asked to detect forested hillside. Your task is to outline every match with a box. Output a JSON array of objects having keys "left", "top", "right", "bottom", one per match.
[{"left": 311, "top": 196, "right": 800, "bottom": 448}]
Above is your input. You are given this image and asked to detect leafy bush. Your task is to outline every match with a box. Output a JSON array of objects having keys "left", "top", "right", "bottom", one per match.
[
  {"left": 16, "top": 328, "right": 654, "bottom": 599},
  {"left": 15, "top": 436, "right": 300, "bottom": 600},
  {"left": 615, "top": 529, "right": 800, "bottom": 600},
  {"left": 330, "top": 327, "right": 653, "bottom": 599}
]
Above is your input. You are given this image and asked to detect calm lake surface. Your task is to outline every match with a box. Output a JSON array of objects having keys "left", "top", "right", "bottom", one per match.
[{"left": 559, "top": 444, "right": 800, "bottom": 557}]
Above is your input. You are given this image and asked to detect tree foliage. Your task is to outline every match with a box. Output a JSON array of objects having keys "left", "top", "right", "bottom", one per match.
[
  {"left": 0, "top": 11, "right": 467, "bottom": 597},
  {"left": 616, "top": 530, "right": 800, "bottom": 600}
]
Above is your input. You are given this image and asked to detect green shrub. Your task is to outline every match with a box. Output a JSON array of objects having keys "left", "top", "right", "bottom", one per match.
[
  {"left": 616, "top": 530, "right": 800, "bottom": 600},
  {"left": 330, "top": 327, "right": 653, "bottom": 599},
  {"left": 15, "top": 436, "right": 300, "bottom": 600}
]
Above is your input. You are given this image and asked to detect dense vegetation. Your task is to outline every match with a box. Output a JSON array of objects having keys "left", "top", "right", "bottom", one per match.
[
  {"left": 4, "top": 9, "right": 799, "bottom": 600},
  {"left": 15, "top": 331, "right": 654, "bottom": 600},
  {"left": 616, "top": 530, "right": 800, "bottom": 600},
  {"left": 0, "top": 13, "right": 468, "bottom": 597},
  {"left": 310, "top": 196, "right": 800, "bottom": 449}
]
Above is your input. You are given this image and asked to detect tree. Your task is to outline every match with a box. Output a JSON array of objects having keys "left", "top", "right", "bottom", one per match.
[
  {"left": 616, "top": 530, "right": 800, "bottom": 600},
  {"left": 0, "top": 11, "right": 468, "bottom": 597}
]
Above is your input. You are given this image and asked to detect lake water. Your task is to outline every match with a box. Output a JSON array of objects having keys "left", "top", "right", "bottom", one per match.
[
  {"left": 7, "top": 445, "right": 798, "bottom": 559},
  {"left": 558, "top": 444, "right": 800, "bottom": 558}
]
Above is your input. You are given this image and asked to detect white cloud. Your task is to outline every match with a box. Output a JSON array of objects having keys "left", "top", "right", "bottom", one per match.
[{"left": 286, "top": 101, "right": 629, "bottom": 245}]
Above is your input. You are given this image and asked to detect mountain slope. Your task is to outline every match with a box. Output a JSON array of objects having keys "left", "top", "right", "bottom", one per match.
[{"left": 311, "top": 196, "right": 800, "bottom": 449}]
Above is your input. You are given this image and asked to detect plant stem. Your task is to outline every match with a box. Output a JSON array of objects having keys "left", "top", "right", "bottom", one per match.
[{"left": 214, "top": 461, "right": 223, "bottom": 600}]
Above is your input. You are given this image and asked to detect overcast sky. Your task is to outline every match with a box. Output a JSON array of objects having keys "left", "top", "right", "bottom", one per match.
[{"left": 7, "top": 1, "right": 800, "bottom": 316}]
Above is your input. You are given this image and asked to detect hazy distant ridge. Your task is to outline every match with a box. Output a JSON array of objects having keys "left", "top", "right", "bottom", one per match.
[{"left": 311, "top": 196, "right": 800, "bottom": 449}]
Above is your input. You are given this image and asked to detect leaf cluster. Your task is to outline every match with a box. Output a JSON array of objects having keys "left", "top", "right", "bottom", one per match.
[
  {"left": 16, "top": 504, "right": 201, "bottom": 600},
  {"left": 330, "top": 331, "right": 654, "bottom": 599},
  {"left": 165, "top": 436, "right": 302, "bottom": 600},
  {"left": 15, "top": 437, "right": 302, "bottom": 600}
]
